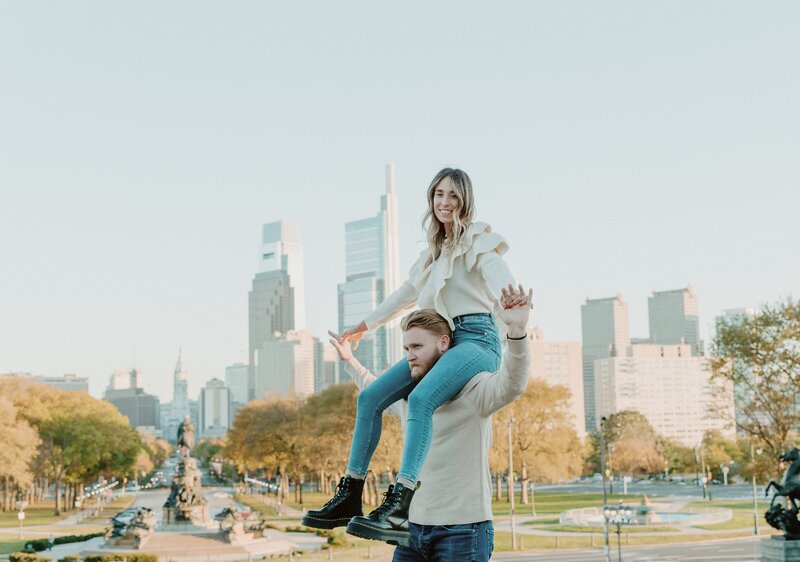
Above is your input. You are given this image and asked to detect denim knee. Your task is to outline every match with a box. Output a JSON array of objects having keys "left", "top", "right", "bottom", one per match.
[
  {"left": 406, "top": 389, "right": 436, "bottom": 419},
  {"left": 357, "top": 383, "right": 382, "bottom": 414}
]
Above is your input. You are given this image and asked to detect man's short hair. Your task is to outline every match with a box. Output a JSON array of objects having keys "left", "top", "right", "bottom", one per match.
[{"left": 400, "top": 309, "right": 452, "bottom": 340}]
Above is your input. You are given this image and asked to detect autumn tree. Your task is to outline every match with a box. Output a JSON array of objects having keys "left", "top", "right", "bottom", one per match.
[
  {"left": 710, "top": 299, "right": 800, "bottom": 478},
  {"left": 0, "top": 396, "right": 40, "bottom": 511},
  {"left": 492, "top": 379, "right": 583, "bottom": 503},
  {"left": 586, "top": 410, "right": 666, "bottom": 477}
]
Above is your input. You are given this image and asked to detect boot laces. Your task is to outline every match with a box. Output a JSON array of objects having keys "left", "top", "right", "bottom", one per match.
[
  {"left": 371, "top": 484, "right": 401, "bottom": 517},
  {"left": 322, "top": 477, "right": 350, "bottom": 508}
]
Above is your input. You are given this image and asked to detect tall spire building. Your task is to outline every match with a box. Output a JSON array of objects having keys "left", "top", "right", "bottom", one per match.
[
  {"left": 337, "top": 164, "right": 402, "bottom": 374},
  {"left": 248, "top": 220, "right": 317, "bottom": 399},
  {"left": 159, "top": 349, "right": 193, "bottom": 442}
]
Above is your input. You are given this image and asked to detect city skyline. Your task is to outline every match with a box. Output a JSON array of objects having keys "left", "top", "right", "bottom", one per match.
[{"left": 2, "top": 2, "right": 798, "bottom": 401}]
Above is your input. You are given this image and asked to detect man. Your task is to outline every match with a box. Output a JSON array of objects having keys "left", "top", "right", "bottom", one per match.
[{"left": 305, "top": 284, "right": 531, "bottom": 561}]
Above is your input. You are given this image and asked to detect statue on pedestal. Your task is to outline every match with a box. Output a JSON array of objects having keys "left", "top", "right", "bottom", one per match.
[{"left": 765, "top": 448, "right": 800, "bottom": 538}]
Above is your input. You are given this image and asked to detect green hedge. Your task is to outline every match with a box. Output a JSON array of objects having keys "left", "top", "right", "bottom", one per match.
[{"left": 24, "top": 532, "right": 105, "bottom": 552}]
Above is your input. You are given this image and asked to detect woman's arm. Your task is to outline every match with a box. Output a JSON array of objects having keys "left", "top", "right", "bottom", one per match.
[
  {"left": 477, "top": 250, "right": 516, "bottom": 301},
  {"left": 340, "top": 251, "right": 429, "bottom": 347}
]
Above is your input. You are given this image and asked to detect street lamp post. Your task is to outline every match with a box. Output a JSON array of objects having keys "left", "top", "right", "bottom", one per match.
[
  {"left": 751, "top": 443, "right": 762, "bottom": 535},
  {"left": 604, "top": 504, "right": 635, "bottom": 562},
  {"left": 508, "top": 416, "right": 516, "bottom": 550},
  {"left": 600, "top": 417, "right": 610, "bottom": 562}
]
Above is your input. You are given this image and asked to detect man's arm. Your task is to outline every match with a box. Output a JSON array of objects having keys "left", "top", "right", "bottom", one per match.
[
  {"left": 330, "top": 331, "right": 403, "bottom": 418},
  {"left": 469, "top": 285, "right": 532, "bottom": 417}
]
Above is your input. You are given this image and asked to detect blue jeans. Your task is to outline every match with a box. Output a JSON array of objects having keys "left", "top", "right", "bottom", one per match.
[
  {"left": 393, "top": 521, "right": 495, "bottom": 562},
  {"left": 347, "top": 313, "right": 501, "bottom": 484}
]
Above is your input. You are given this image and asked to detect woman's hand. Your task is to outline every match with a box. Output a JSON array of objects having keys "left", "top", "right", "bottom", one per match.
[
  {"left": 339, "top": 321, "right": 368, "bottom": 351},
  {"left": 495, "top": 284, "right": 533, "bottom": 339},
  {"left": 328, "top": 330, "right": 354, "bottom": 361}
]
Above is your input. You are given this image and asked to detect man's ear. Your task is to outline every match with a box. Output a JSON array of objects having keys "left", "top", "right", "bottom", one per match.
[{"left": 438, "top": 334, "right": 451, "bottom": 353}]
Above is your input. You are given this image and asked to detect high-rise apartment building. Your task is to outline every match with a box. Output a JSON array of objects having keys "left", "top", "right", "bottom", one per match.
[
  {"left": 337, "top": 164, "right": 401, "bottom": 375},
  {"left": 225, "top": 363, "right": 248, "bottom": 418},
  {"left": 249, "top": 220, "right": 306, "bottom": 399},
  {"left": 104, "top": 369, "right": 160, "bottom": 433},
  {"left": 648, "top": 286, "right": 701, "bottom": 354},
  {"left": 199, "top": 378, "right": 232, "bottom": 438},
  {"left": 527, "top": 328, "right": 586, "bottom": 439},
  {"left": 108, "top": 368, "right": 142, "bottom": 391},
  {"left": 581, "top": 295, "right": 630, "bottom": 432},
  {"left": 252, "top": 330, "right": 318, "bottom": 398},
  {"left": 593, "top": 344, "right": 735, "bottom": 446}
]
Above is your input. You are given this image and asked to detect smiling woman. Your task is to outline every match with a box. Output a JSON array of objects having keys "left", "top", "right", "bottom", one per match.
[{"left": 301, "top": 167, "right": 524, "bottom": 557}]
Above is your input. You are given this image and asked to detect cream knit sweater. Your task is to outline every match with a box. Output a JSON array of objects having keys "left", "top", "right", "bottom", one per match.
[
  {"left": 363, "top": 222, "right": 515, "bottom": 331},
  {"left": 344, "top": 339, "right": 530, "bottom": 525}
]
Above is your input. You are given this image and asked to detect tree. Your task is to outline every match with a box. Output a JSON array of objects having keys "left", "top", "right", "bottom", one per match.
[
  {"left": 710, "top": 299, "right": 800, "bottom": 477},
  {"left": 0, "top": 396, "right": 39, "bottom": 511},
  {"left": 701, "top": 430, "right": 742, "bottom": 481},
  {"left": 492, "top": 379, "right": 583, "bottom": 504},
  {"left": 587, "top": 411, "right": 666, "bottom": 476},
  {"left": 0, "top": 378, "right": 141, "bottom": 514}
]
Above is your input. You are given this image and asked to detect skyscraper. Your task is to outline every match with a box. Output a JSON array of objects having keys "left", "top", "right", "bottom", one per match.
[
  {"left": 581, "top": 295, "right": 630, "bottom": 432},
  {"left": 337, "top": 164, "right": 401, "bottom": 374},
  {"left": 199, "top": 378, "right": 232, "bottom": 438},
  {"left": 253, "top": 330, "right": 318, "bottom": 398},
  {"left": 249, "top": 220, "right": 306, "bottom": 399},
  {"left": 648, "top": 286, "right": 701, "bottom": 354}
]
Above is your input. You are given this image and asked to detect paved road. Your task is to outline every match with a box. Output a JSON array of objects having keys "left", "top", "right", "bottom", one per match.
[{"left": 493, "top": 537, "right": 762, "bottom": 561}]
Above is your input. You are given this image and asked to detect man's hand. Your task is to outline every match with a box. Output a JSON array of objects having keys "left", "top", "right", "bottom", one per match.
[
  {"left": 494, "top": 283, "right": 533, "bottom": 339},
  {"left": 328, "top": 330, "right": 354, "bottom": 361}
]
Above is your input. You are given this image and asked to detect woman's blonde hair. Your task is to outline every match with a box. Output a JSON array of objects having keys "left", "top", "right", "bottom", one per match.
[
  {"left": 422, "top": 168, "right": 475, "bottom": 267},
  {"left": 400, "top": 309, "right": 452, "bottom": 340}
]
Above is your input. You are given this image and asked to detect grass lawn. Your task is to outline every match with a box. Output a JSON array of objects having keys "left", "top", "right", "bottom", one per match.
[
  {"left": 492, "top": 491, "right": 645, "bottom": 516},
  {"left": 0, "top": 500, "right": 66, "bottom": 528},
  {"left": 525, "top": 524, "right": 679, "bottom": 533},
  {"left": 689, "top": 499, "right": 773, "bottom": 531}
]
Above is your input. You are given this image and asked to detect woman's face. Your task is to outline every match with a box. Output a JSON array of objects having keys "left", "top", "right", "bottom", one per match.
[{"left": 432, "top": 177, "right": 460, "bottom": 226}]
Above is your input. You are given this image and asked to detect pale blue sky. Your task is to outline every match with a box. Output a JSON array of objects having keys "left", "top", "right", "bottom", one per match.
[{"left": 1, "top": 1, "right": 798, "bottom": 401}]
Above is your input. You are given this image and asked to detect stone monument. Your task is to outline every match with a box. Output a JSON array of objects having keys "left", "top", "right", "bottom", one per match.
[
  {"left": 763, "top": 448, "right": 800, "bottom": 561},
  {"left": 163, "top": 416, "right": 209, "bottom": 528},
  {"left": 105, "top": 507, "right": 156, "bottom": 548}
]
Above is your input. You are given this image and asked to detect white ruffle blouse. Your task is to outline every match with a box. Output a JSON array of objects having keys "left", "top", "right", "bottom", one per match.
[{"left": 363, "top": 221, "right": 515, "bottom": 331}]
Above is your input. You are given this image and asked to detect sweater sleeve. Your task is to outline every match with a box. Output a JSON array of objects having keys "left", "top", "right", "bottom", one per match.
[
  {"left": 362, "top": 251, "right": 429, "bottom": 331},
  {"left": 362, "top": 281, "right": 418, "bottom": 331},
  {"left": 468, "top": 339, "right": 529, "bottom": 417},
  {"left": 476, "top": 251, "right": 515, "bottom": 301},
  {"left": 343, "top": 359, "right": 403, "bottom": 418}
]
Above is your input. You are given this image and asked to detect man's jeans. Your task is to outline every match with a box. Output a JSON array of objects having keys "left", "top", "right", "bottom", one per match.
[
  {"left": 392, "top": 521, "right": 494, "bottom": 562},
  {"left": 346, "top": 313, "right": 501, "bottom": 483}
]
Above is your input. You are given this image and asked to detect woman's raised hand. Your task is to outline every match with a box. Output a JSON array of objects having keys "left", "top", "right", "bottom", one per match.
[{"left": 339, "top": 321, "right": 368, "bottom": 351}]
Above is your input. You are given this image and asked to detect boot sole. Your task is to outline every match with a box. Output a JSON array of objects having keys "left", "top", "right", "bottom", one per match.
[
  {"left": 346, "top": 519, "right": 410, "bottom": 548},
  {"left": 301, "top": 515, "right": 355, "bottom": 529}
]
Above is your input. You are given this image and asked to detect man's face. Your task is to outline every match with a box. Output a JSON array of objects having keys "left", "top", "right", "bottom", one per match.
[{"left": 403, "top": 327, "right": 451, "bottom": 381}]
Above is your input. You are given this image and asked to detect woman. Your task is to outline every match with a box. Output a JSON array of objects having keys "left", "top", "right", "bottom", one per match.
[{"left": 303, "top": 168, "right": 517, "bottom": 541}]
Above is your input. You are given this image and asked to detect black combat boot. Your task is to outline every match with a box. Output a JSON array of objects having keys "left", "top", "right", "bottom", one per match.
[
  {"left": 346, "top": 482, "right": 415, "bottom": 547},
  {"left": 301, "top": 476, "right": 364, "bottom": 529}
]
